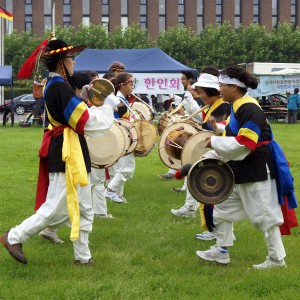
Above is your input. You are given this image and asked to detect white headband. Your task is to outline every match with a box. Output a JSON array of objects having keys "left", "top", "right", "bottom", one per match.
[{"left": 219, "top": 74, "right": 247, "bottom": 88}]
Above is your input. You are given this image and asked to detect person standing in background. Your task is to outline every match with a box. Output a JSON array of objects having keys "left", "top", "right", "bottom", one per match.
[{"left": 287, "top": 88, "right": 300, "bottom": 124}]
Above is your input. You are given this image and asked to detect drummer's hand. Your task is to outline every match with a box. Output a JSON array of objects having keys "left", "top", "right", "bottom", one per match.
[
  {"left": 207, "top": 116, "right": 218, "bottom": 132},
  {"left": 103, "top": 93, "right": 120, "bottom": 111},
  {"left": 205, "top": 137, "right": 212, "bottom": 148},
  {"left": 80, "top": 85, "right": 90, "bottom": 102}
]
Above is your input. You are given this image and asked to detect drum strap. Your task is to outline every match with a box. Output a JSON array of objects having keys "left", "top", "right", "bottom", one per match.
[{"left": 105, "top": 167, "right": 110, "bottom": 180}]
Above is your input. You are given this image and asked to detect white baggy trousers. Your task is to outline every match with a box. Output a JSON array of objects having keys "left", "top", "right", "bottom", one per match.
[
  {"left": 107, "top": 153, "right": 135, "bottom": 197},
  {"left": 8, "top": 172, "right": 94, "bottom": 263},
  {"left": 91, "top": 168, "right": 108, "bottom": 215},
  {"left": 214, "top": 175, "right": 286, "bottom": 261}
]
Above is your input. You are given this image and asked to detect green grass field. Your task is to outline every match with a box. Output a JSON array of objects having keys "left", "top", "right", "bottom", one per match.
[{"left": 0, "top": 123, "right": 299, "bottom": 300}]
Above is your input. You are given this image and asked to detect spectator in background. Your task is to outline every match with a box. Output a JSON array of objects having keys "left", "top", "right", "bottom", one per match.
[
  {"left": 188, "top": 79, "right": 204, "bottom": 107},
  {"left": 109, "top": 61, "right": 125, "bottom": 78},
  {"left": 287, "top": 88, "right": 300, "bottom": 124}
]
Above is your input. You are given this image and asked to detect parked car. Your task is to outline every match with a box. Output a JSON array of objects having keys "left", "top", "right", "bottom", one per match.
[
  {"left": 4, "top": 94, "right": 35, "bottom": 115},
  {"left": 258, "top": 94, "right": 288, "bottom": 106}
]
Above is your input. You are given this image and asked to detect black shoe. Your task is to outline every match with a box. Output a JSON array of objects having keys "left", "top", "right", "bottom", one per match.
[
  {"left": 0, "top": 231, "right": 27, "bottom": 264},
  {"left": 158, "top": 173, "right": 175, "bottom": 180},
  {"left": 171, "top": 187, "right": 186, "bottom": 193},
  {"left": 74, "top": 259, "right": 95, "bottom": 266}
]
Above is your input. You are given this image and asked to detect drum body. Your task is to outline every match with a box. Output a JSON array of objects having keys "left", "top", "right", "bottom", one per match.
[
  {"left": 133, "top": 119, "right": 158, "bottom": 156},
  {"left": 86, "top": 121, "right": 126, "bottom": 168},
  {"left": 187, "top": 158, "right": 234, "bottom": 204},
  {"left": 158, "top": 122, "right": 200, "bottom": 170},
  {"left": 117, "top": 118, "right": 139, "bottom": 155},
  {"left": 181, "top": 131, "right": 216, "bottom": 166},
  {"left": 130, "top": 102, "right": 154, "bottom": 121},
  {"left": 157, "top": 112, "right": 182, "bottom": 136}
]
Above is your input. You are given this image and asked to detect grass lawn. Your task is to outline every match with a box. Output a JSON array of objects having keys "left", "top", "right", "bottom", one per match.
[{"left": 0, "top": 122, "right": 299, "bottom": 300}]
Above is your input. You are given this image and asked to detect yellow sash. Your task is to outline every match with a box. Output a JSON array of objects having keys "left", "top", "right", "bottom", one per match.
[
  {"left": 203, "top": 98, "right": 224, "bottom": 123},
  {"left": 62, "top": 128, "right": 88, "bottom": 241}
]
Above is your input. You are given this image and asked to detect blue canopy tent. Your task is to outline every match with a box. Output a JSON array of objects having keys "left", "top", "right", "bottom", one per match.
[
  {"left": 0, "top": 65, "right": 14, "bottom": 97},
  {"left": 74, "top": 48, "right": 198, "bottom": 94},
  {"left": 0, "top": 66, "right": 14, "bottom": 126},
  {"left": 75, "top": 48, "right": 197, "bottom": 74}
]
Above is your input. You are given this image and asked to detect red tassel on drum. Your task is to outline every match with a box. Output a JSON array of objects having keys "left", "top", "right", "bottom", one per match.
[{"left": 174, "top": 163, "right": 192, "bottom": 179}]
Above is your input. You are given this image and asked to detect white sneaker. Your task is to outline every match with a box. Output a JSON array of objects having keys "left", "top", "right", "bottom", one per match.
[
  {"left": 196, "top": 246, "right": 230, "bottom": 264},
  {"left": 39, "top": 228, "right": 64, "bottom": 244},
  {"left": 253, "top": 256, "right": 287, "bottom": 270},
  {"left": 104, "top": 189, "right": 123, "bottom": 203},
  {"left": 95, "top": 213, "right": 114, "bottom": 219},
  {"left": 195, "top": 231, "right": 216, "bottom": 241},
  {"left": 119, "top": 196, "right": 128, "bottom": 203},
  {"left": 171, "top": 206, "right": 196, "bottom": 218}
]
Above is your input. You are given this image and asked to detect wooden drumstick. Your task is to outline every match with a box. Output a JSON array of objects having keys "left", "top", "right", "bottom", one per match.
[
  {"left": 131, "top": 93, "right": 155, "bottom": 113},
  {"left": 182, "top": 104, "right": 209, "bottom": 122}
]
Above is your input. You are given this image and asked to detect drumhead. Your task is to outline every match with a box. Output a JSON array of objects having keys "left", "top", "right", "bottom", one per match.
[
  {"left": 187, "top": 158, "right": 234, "bottom": 204},
  {"left": 158, "top": 122, "right": 199, "bottom": 169},
  {"left": 130, "top": 102, "right": 153, "bottom": 121},
  {"left": 133, "top": 119, "right": 158, "bottom": 157},
  {"left": 181, "top": 131, "right": 216, "bottom": 166},
  {"left": 86, "top": 121, "right": 126, "bottom": 168},
  {"left": 88, "top": 78, "right": 115, "bottom": 106},
  {"left": 118, "top": 118, "right": 139, "bottom": 155}
]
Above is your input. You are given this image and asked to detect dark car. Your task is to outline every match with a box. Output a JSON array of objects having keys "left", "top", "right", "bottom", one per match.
[
  {"left": 4, "top": 94, "right": 35, "bottom": 115},
  {"left": 258, "top": 94, "right": 288, "bottom": 106}
]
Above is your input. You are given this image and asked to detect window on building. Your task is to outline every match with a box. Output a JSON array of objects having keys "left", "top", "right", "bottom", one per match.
[
  {"left": 272, "top": 0, "right": 278, "bottom": 27},
  {"left": 82, "top": 0, "right": 90, "bottom": 15},
  {"left": 216, "top": 0, "right": 222, "bottom": 26},
  {"left": 234, "top": 0, "right": 241, "bottom": 27},
  {"left": 5, "top": 0, "right": 13, "bottom": 34},
  {"left": 82, "top": 16, "right": 90, "bottom": 26},
  {"left": 140, "top": 16, "right": 147, "bottom": 29},
  {"left": 102, "top": 0, "right": 109, "bottom": 31},
  {"left": 159, "top": 0, "right": 166, "bottom": 32},
  {"left": 44, "top": 16, "right": 52, "bottom": 31},
  {"left": 25, "top": 1, "right": 32, "bottom": 15},
  {"left": 159, "top": 16, "right": 166, "bottom": 32},
  {"left": 102, "top": 16, "right": 109, "bottom": 30},
  {"left": 25, "top": 16, "right": 33, "bottom": 32},
  {"left": 253, "top": 0, "right": 260, "bottom": 24},
  {"left": 291, "top": 0, "right": 296, "bottom": 25},
  {"left": 25, "top": 0, "right": 32, "bottom": 32},
  {"left": 178, "top": 0, "right": 185, "bottom": 28},
  {"left": 121, "top": 0, "right": 128, "bottom": 31},
  {"left": 140, "top": 0, "right": 147, "bottom": 30},
  {"left": 82, "top": 0, "right": 90, "bottom": 26},
  {"left": 197, "top": 0, "right": 203, "bottom": 34},
  {"left": 44, "top": 0, "right": 52, "bottom": 31},
  {"left": 64, "top": 0, "right": 71, "bottom": 27}
]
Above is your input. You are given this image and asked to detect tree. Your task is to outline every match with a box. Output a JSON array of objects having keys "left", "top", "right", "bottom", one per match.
[
  {"left": 109, "top": 24, "right": 152, "bottom": 49},
  {"left": 269, "top": 22, "right": 300, "bottom": 62},
  {"left": 156, "top": 25, "right": 200, "bottom": 69}
]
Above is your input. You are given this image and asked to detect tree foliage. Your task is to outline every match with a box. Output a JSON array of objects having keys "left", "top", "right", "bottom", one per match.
[{"left": 4, "top": 22, "right": 300, "bottom": 80}]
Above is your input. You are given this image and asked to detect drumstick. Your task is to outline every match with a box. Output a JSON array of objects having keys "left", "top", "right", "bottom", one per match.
[
  {"left": 182, "top": 104, "right": 209, "bottom": 122},
  {"left": 131, "top": 93, "right": 155, "bottom": 113},
  {"left": 118, "top": 96, "right": 138, "bottom": 117},
  {"left": 169, "top": 102, "right": 184, "bottom": 115}
]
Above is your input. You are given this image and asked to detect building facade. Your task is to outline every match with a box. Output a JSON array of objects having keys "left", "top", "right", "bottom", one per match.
[{"left": 2, "top": 0, "right": 300, "bottom": 39}]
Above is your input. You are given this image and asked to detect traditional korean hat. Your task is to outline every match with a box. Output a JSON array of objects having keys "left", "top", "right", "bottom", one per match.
[{"left": 42, "top": 39, "right": 86, "bottom": 57}]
